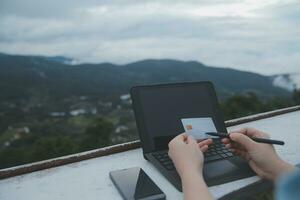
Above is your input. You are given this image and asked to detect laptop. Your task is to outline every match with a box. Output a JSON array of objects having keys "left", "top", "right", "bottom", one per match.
[{"left": 130, "top": 81, "right": 255, "bottom": 191}]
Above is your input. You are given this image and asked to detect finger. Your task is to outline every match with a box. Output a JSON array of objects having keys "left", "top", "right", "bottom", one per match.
[
  {"left": 222, "top": 138, "right": 230, "bottom": 144},
  {"left": 230, "top": 148, "right": 236, "bottom": 153},
  {"left": 225, "top": 142, "right": 245, "bottom": 151},
  {"left": 232, "top": 149, "right": 249, "bottom": 161},
  {"left": 244, "top": 127, "right": 263, "bottom": 138},
  {"left": 229, "top": 127, "right": 247, "bottom": 135},
  {"left": 241, "top": 128, "right": 270, "bottom": 139},
  {"left": 180, "top": 133, "right": 188, "bottom": 140},
  {"left": 230, "top": 142, "right": 246, "bottom": 151},
  {"left": 173, "top": 133, "right": 188, "bottom": 143},
  {"left": 230, "top": 127, "right": 254, "bottom": 136},
  {"left": 229, "top": 132, "right": 257, "bottom": 150},
  {"left": 169, "top": 133, "right": 186, "bottom": 148},
  {"left": 225, "top": 143, "right": 232, "bottom": 149},
  {"left": 200, "top": 145, "right": 209, "bottom": 152},
  {"left": 230, "top": 148, "right": 243, "bottom": 156},
  {"left": 252, "top": 131, "right": 270, "bottom": 139},
  {"left": 233, "top": 127, "right": 257, "bottom": 134},
  {"left": 231, "top": 127, "right": 265, "bottom": 138},
  {"left": 187, "top": 135, "right": 197, "bottom": 145},
  {"left": 198, "top": 138, "right": 213, "bottom": 147}
]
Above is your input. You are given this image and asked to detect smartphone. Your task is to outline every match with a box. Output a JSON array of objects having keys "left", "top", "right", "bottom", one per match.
[{"left": 109, "top": 167, "right": 166, "bottom": 200}]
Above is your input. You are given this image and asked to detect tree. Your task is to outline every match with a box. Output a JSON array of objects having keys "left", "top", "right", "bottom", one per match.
[
  {"left": 79, "top": 117, "right": 114, "bottom": 151},
  {"left": 0, "top": 148, "right": 25, "bottom": 169},
  {"left": 221, "top": 92, "right": 263, "bottom": 120},
  {"left": 29, "top": 136, "right": 76, "bottom": 161},
  {"left": 292, "top": 86, "right": 300, "bottom": 105}
]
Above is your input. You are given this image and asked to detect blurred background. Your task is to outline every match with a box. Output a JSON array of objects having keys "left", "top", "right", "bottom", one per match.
[{"left": 0, "top": 0, "right": 299, "bottom": 169}]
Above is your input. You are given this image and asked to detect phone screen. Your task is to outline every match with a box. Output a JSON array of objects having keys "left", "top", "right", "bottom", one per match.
[{"left": 110, "top": 167, "right": 165, "bottom": 200}]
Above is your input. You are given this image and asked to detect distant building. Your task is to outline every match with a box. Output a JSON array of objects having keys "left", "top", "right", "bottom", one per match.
[
  {"left": 50, "top": 112, "right": 66, "bottom": 117},
  {"left": 98, "top": 101, "right": 112, "bottom": 108},
  {"left": 91, "top": 108, "right": 97, "bottom": 115},
  {"left": 69, "top": 108, "right": 97, "bottom": 116},
  {"left": 120, "top": 94, "right": 131, "bottom": 101},
  {"left": 23, "top": 127, "right": 30, "bottom": 134},
  {"left": 11, "top": 127, "right": 31, "bottom": 141},
  {"left": 70, "top": 109, "right": 87, "bottom": 116},
  {"left": 4, "top": 141, "right": 10, "bottom": 147},
  {"left": 15, "top": 127, "right": 30, "bottom": 135},
  {"left": 115, "top": 125, "right": 129, "bottom": 133},
  {"left": 116, "top": 105, "right": 122, "bottom": 110},
  {"left": 104, "top": 102, "right": 113, "bottom": 108}
]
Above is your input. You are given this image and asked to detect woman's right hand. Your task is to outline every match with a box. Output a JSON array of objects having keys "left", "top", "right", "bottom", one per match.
[{"left": 222, "top": 128, "right": 295, "bottom": 181}]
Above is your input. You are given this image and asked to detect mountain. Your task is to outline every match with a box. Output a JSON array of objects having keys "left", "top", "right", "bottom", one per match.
[
  {"left": 0, "top": 53, "right": 289, "bottom": 102},
  {"left": 0, "top": 53, "right": 77, "bottom": 65},
  {"left": 272, "top": 73, "right": 300, "bottom": 91}
]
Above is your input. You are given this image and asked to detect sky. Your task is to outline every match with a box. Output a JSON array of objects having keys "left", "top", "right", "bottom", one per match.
[{"left": 0, "top": 0, "right": 299, "bottom": 75}]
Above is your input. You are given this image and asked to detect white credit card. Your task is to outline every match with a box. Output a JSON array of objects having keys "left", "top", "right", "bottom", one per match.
[{"left": 181, "top": 117, "right": 217, "bottom": 140}]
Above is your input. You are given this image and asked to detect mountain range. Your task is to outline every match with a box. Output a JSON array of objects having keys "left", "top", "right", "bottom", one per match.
[{"left": 0, "top": 53, "right": 291, "bottom": 102}]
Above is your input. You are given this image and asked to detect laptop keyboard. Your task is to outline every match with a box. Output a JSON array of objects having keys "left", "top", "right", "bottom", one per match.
[
  {"left": 204, "top": 139, "right": 234, "bottom": 162},
  {"left": 152, "top": 139, "right": 234, "bottom": 171},
  {"left": 152, "top": 151, "right": 176, "bottom": 170}
]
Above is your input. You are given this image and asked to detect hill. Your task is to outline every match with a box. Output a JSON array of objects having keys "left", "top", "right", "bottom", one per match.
[{"left": 0, "top": 53, "right": 289, "bottom": 102}]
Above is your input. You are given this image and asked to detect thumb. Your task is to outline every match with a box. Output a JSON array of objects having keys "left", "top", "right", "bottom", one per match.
[
  {"left": 229, "top": 133, "right": 256, "bottom": 150},
  {"left": 186, "top": 135, "right": 197, "bottom": 145}
]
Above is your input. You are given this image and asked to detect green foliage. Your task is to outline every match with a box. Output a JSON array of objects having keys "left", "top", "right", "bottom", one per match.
[
  {"left": 79, "top": 117, "right": 114, "bottom": 151},
  {"left": 293, "top": 88, "right": 300, "bottom": 105},
  {"left": 1, "top": 90, "right": 300, "bottom": 169},
  {"left": 30, "top": 136, "right": 76, "bottom": 161},
  {"left": 0, "top": 117, "right": 115, "bottom": 168},
  {"left": 0, "top": 148, "right": 27, "bottom": 169},
  {"left": 221, "top": 92, "right": 263, "bottom": 120},
  {"left": 221, "top": 92, "right": 294, "bottom": 120}
]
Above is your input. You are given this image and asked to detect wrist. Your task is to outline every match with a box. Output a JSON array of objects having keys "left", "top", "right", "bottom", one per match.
[
  {"left": 180, "top": 166, "right": 213, "bottom": 200},
  {"left": 181, "top": 168, "right": 203, "bottom": 180},
  {"left": 272, "top": 159, "right": 295, "bottom": 180}
]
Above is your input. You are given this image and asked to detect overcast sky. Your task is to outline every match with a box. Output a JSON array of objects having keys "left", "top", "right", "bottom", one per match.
[{"left": 0, "top": 0, "right": 299, "bottom": 75}]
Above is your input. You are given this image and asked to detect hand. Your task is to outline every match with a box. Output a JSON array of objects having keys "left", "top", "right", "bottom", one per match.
[
  {"left": 222, "top": 127, "right": 295, "bottom": 181},
  {"left": 168, "top": 133, "right": 212, "bottom": 178},
  {"left": 168, "top": 134, "right": 214, "bottom": 200}
]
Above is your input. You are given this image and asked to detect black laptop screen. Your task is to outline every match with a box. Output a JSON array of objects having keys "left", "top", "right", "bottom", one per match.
[{"left": 132, "top": 82, "right": 227, "bottom": 153}]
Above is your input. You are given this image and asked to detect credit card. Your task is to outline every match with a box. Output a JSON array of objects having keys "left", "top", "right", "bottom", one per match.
[{"left": 181, "top": 117, "right": 217, "bottom": 140}]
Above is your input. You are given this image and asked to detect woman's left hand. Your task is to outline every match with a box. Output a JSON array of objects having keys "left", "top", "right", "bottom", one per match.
[{"left": 168, "top": 133, "right": 213, "bottom": 178}]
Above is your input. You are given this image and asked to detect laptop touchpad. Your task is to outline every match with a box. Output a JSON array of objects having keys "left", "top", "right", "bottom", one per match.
[{"left": 203, "top": 160, "right": 239, "bottom": 179}]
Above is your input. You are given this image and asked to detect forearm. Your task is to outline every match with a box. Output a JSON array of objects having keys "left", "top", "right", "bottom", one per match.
[
  {"left": 181, "top": 170, "right": 213, "bottom": 200},
  {"left": 272, "top": 159, "right": 296, "bottom": 181}
]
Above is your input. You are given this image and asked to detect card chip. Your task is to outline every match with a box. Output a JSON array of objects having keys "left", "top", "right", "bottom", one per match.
[{"left": 186, "top": 125, "right": 193, "bottom": 130}]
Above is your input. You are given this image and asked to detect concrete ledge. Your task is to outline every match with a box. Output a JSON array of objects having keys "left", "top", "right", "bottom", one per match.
[
  {"left": 225, "top": 105, "right": 300, "bottom": 126},
  {"left": 0, "top": 105, "right": 299, "bottom": 179}
]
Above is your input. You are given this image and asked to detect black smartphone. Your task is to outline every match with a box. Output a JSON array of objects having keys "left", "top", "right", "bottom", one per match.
[{"left": 109, "top": 167, "right": 166, "bottom": 200}]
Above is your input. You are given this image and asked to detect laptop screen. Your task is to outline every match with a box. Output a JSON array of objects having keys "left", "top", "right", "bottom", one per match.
[{"left": 132, "top": 82, "right": 227, "bottom": 153}]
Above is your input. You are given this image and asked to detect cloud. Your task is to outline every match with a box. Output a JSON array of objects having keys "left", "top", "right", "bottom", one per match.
[{"left": 0, "top": 0, "right": 299, "bottom": 75}]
